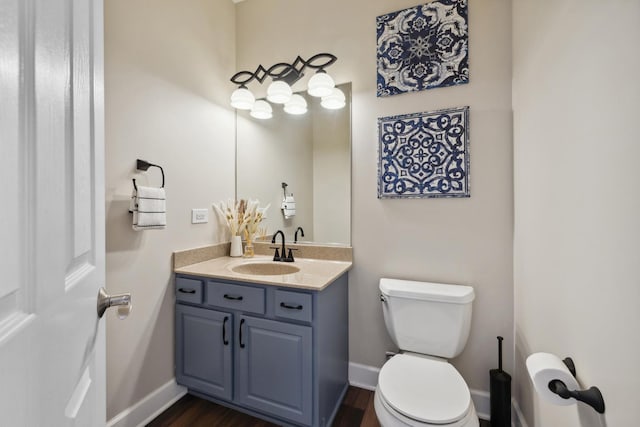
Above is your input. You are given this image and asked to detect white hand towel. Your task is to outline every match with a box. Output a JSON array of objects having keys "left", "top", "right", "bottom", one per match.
[
  {"left": 281, "top": 195, "right": 296, "bottom": 219},
  {"left": 132, "top": 185, "right": 166, "bottom": 230}
]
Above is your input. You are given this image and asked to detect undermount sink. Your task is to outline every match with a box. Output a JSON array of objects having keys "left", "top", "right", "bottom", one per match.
[{"left": 231, "top": 262, "right": 300, "bottom": 276}]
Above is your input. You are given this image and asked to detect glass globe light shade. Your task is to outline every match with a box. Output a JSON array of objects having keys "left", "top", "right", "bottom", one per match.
[
  {"left": 283, "top": 94, "right": 308, "bottom": 115},
  {"left": 250, "top": 100, "right": 273, "bottom": 120},
  {"left": 230, "top": 87, "right": 255, "bottom": 110},
  {"left": 266, "top": 81, "right": 292, "bottom": 104},
  {"left": 307, "top": 72, "right": 335, "bottom": 97},
  {"left": 320, "top": 87, "right": 346, "bottom": 110}
]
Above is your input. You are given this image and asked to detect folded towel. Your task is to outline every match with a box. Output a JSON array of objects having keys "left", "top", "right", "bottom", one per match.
[
  {"left": 131, "top": 185, "right": 166, "bottom": 230},
  {"left": 281, "top": 196, "right": 296, "bottom": 219}
]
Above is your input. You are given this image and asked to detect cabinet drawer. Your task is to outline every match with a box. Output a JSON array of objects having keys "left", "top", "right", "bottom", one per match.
[
  {"left": 206, "top": 282, "right": 265, "bottom": 314},
  {"left": 176, "top": 277, "right": 203, "bottom": 304},
  {"left": 274, "top": 290, "right": 312, "bottom": 323}
]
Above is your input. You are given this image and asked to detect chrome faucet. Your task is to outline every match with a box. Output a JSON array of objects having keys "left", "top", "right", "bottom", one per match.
[
  {"left": 294, "top": 226, "right": 305, "bottom": 243},
  {"left": 271, "top": 230, "right": 295, "bottom": 262}
]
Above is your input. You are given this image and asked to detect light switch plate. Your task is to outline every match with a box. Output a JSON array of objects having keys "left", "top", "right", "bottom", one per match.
[{"left": 191, "top": 208, "right": 208, "bottom": 224}]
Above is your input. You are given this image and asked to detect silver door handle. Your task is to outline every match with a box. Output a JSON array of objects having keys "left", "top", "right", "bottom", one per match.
[{"left": 97, "top": 287, "right": 132, "bottom": 319}]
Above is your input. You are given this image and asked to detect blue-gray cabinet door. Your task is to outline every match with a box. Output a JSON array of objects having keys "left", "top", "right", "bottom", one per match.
[
  {"left": 175, "top": 304, "right": 232, "bottom": 400},
  {"left": 237, "top": 316, "right": 313, "bottom": 425}
]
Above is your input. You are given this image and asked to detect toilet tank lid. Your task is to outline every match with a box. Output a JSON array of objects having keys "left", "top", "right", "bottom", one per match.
[{"left": 379, "top": 278, "right": 474, "bottom": 304}]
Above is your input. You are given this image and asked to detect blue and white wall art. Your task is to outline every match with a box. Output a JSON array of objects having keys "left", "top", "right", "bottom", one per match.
[
  {"left": 378, "top": 106, "right": 470, "bottom": 198},
  {"left": 377, "top": 0, "right": 469, "bottom": 97}
]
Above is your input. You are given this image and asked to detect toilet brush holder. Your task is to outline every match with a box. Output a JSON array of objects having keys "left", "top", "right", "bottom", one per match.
[{"left": 490, "top": 336, "right": 511, "bottom": 427}]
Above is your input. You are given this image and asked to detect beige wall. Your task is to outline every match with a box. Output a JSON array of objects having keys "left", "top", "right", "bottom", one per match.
[
  {"left": 104, "top": 0, "right": 236, "bottom": 419},
  {"left": 237, "top": 0, "right": 514, "bottom": 392},
  {"left": 513, "top": 1, "right": 640, "bottom": 426}
]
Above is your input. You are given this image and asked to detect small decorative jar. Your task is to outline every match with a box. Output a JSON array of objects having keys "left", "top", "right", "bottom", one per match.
[
  {"left": 243, "top": 233, "right": 255, "bottom": 258},
  {"left": 230, "top": 235, "right": 243, "bottom": 257}
]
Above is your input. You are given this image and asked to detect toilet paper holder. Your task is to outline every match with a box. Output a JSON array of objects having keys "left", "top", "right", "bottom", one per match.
[{"left": 549, "top": 357, "right": 605, "bottom": 414}]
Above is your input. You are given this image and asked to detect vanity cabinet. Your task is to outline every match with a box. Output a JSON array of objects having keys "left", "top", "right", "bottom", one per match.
[
  {"left": 175, "top": 304, "right": 232, "bottom": 400},
  {"left": 237, "top": 316, "right": 313, "bottom": 425},
  {"left": 174, "top": 273, "right": 348, "bottom": 427}
]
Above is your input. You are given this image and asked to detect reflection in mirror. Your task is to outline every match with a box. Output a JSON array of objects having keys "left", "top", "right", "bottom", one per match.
[{"left": 236, "top": 83, "right": 351, "bottom": 246}]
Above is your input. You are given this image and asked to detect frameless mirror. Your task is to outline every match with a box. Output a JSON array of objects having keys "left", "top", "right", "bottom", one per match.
[{"left": 236, "top": 83, "right": 351, "bottom": 246}]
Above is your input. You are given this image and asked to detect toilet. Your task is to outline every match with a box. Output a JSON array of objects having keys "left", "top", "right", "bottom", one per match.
[{"left": 374, "top": 278, "right": 479, "bottom": 427}]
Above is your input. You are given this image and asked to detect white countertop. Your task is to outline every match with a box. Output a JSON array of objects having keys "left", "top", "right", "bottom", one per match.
[{"left": 174, "top": 255, "right": 352, "bottom": 291}]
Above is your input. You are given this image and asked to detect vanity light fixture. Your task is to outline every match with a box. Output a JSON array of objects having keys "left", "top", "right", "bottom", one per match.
[
  {"left": 321, "top": 87, "right": 346, "bottom": 110},
  {"left": 230, "top": 53, "right": 342, "bottom": 118},
  {"left": 307, "top": 71, "right": 335, "bottom": 97},
  {"left": 250, "top": 100, "right": 272, "bottom": 120},
  {"left": 266, "top": 80, "right": 293, "bottom": 104},
  {"left": 230, "top": 86, "right": 255, "bottom": 110},
  {"left": 284, "top": 94, "right": 308, "bottom": 115}
]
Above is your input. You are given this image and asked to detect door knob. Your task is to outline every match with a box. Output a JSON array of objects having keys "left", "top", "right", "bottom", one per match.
[{"left": 97, "top": 287, "right": 132, "bottom": 319}]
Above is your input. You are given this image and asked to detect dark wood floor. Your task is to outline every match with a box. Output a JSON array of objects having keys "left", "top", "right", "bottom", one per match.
[{"left": 147, "top": 386, "right": 490, "bottom": 426}]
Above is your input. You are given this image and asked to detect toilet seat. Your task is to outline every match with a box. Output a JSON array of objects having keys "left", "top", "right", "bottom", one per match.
[
  {"left": 374, "top": 385, "right": 479, "bottom": 427},
  {"left": 378, "top": 354, "right": 472, "bottom": 425}
]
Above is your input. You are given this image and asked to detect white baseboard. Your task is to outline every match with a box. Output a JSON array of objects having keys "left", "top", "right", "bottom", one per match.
[
  {"left": 348, "top": 361, "right": 379, "bottom": 391},
  {"left": 106, "top": 379, "right": 187, "bottom": 427},
  {"left": 511, "top": 398, "right": 528, "bottom": 427},
  {"left": 472, "top": 389, "right": 490, "bottom": 420},
  {"left": 349, "top": 361, "right": 528, "bottom": 426}
]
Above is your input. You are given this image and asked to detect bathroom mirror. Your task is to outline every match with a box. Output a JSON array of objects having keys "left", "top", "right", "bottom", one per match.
[{"left": 236, "top": 83, "right": 351, "bottom": 246}]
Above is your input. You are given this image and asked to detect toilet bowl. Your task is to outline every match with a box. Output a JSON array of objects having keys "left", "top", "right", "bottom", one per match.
[
  {"left": 374, "top": 354, "right": 478, "bottom": 427},
  {"left": 374, "top": 279, "right": 478, "bottom": 427}
]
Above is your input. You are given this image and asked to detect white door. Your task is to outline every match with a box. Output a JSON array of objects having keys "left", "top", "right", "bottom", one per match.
[{"left": 0, "top": 0, "right": 107, "bottom": 425}]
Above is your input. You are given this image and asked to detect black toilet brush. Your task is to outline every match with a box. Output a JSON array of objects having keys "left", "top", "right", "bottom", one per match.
[{"left": 490, "top": 336, "right": 511, "bottom": 427}]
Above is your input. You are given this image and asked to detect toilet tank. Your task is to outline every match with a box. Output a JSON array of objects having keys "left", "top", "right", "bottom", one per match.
[{"left": 380, "top": 278, "right": 474, "bottom": 359}]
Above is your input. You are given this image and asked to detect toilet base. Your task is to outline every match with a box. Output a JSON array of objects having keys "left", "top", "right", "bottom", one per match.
[{"left": 374, "top": 386, "right": 479, "bottom": 427}]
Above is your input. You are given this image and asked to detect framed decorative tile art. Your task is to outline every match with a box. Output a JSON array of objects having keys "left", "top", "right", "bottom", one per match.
[
  {"left": 377, "top": 0, "right": 469, "bottom": 97},
  {"left": 378, "top": 106, "right": 469, "bottom": 199}
]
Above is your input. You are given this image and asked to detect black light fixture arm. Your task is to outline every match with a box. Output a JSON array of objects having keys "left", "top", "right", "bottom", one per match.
[
  {"left": 230, "top": 53, "right": 337, "bottom": 87},
  {"left": 547, "top": 357, "right": 605, "bottom": 414}
]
